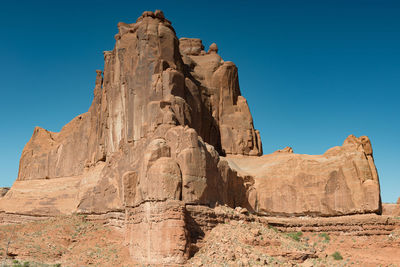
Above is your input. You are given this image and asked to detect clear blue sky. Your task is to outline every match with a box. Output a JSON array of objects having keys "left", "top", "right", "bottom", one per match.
[{"left": 0, "top": 0, "right": 399, "bottom": 202}]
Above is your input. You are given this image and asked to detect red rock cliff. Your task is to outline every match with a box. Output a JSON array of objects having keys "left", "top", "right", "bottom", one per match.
[{"left": 0, "top": 10, "right": 382, "bottom": 265}]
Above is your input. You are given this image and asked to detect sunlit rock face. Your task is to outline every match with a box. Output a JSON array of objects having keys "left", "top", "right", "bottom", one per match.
[
  {"left": 0, "top": 10, "right": 381, "bottom": 265},
  {"left": 226, "top": 135, "right": 381, "bottom": 216}
]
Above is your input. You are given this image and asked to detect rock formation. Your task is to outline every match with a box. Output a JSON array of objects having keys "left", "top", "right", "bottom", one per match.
[
  {"left": 382, "top": 196, "right": 400, "bottom": 216},
  {"left": 0, "top": 188, "right": 9, "bottom": 197},
  {"left": 227, "top": 135, "right": 381, "bottom": 216},
  {"left": 0, "top": 10, "right": 382, "bottom": 264}
]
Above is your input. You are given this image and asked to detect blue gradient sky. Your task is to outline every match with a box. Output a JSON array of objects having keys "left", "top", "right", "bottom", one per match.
[{"left": 0, "top": 0, "right": 399, "bottom": 202}]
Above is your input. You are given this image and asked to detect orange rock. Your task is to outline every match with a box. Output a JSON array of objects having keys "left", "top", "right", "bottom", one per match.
[
  {"left": 226, "top": 135, "right": 381, "bottom": 216},
  {"left": 0, "top": 10, "right": 384, "bottom": 265},
  {"left": 0, "top": 187, "right": 9, "bottom": 197}
]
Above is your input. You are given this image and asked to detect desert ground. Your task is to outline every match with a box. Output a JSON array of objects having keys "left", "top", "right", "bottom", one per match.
[{"left": 1, "top": 206, "right": 399, "bottom": 266}]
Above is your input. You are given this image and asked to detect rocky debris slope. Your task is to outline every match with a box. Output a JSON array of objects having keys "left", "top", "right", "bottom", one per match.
[
  {"left": 0, "top": 10, "right": 383, "bottom": 265},
  {"left": 0, "top": 215, "right": 130, "bottom": 266},
  {"left": 188, "top": 219, "right": 318, "bottom": 266},
  {"left": 187, "top": 206, "right": 400, "bottom": 266}
]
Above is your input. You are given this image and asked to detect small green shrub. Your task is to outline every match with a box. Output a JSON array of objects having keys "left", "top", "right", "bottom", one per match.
[
  {"left": 332, "top": 251, "right": 343, "bottom": 260},
  {"left": 287, "top": 231, "right": 303, "bottom": 241},
  {"left": 319, "top": 232, "right": 330, "bottom": 243},
  {"left": 11, "top": 260, "right": 23, "bottom": 267}
]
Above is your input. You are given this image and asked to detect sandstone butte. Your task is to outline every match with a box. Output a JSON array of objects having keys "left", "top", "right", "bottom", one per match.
[{"left": 0, "top": 10, "right": 384, "bottom": 265}]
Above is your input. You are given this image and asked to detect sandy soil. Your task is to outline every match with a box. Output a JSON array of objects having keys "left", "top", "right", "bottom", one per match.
[
  {"left": 0, "top": 215, "right": 131, "bottom": 266},
  {"left": 0, "top": 213, "right": 399, "bottom": 266}
]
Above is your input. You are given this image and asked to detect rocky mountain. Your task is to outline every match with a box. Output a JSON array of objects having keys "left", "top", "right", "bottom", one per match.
[{"left": 0, "top": 10, "right": 382, "bottom": 265}]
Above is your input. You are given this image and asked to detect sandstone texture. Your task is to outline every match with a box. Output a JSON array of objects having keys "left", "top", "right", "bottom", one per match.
[
  {"left": 0, "top": 10, "right": 384, "bottom": 265},
  {"left": 382, "top": 198, "right": 400, "bottom": 216},
  {"left": 226, "top": 135, "right": 381, "bottom": 216},
  {"left": 0, "top": 187, "right": 9, "bottom": 197}
]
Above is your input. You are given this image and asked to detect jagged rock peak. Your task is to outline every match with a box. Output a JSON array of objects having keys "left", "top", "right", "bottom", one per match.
[
  {"left": 273, "top": 146, "right": 293, "bottom": 154},
  {"left": 179, "top": 38, "right": 219, "bottom": 56},
  {"left": 208, "top": 43, "right": 218, "bottom": 54},
  {"left": 115, "top": 10, "right": 174, "bottom": 41},
  {"left": 179, "top": 38, "right": 205, "bottom": 56}
]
